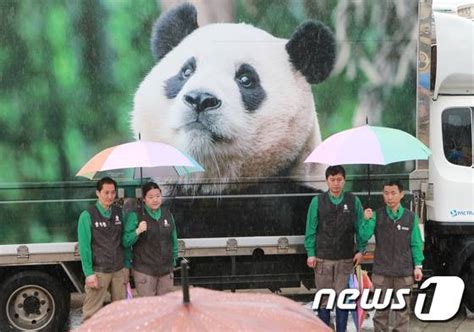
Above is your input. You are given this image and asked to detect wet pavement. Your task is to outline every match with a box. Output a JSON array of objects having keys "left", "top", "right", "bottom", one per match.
[
  {"left": 65, "top": 293, "right": 82, "bottom": 331},
  {"left": 67, "top": 288, "right": 474, "bottom": 331}
]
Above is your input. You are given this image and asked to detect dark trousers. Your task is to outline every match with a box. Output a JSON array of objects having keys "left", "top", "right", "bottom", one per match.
[{"left": 318, "top": 307, "right": 349, "bottom": 332}]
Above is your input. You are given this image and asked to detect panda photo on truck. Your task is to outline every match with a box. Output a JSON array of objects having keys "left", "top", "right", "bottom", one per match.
[{"left": 131, "top": 3, "right": 335, "bottom": 194}]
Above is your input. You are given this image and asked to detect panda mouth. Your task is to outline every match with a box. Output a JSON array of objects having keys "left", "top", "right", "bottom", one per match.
[
  {"left": 184, "top": 121, "right": 208, "bottom": 131},
  {"left": 182, "top": 120, "right": 230, "bottom": 143}
]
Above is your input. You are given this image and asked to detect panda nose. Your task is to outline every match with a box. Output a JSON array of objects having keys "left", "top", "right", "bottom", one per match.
[{"left": 183, "top": 91, "right": 221, "bottom": 113}]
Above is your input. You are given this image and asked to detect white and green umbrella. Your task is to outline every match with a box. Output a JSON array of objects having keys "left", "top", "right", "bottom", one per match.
[
  {"left": 305, "top": 125, "right": 431, "bottom": 166},
  {"left": 305, "top": 125, "right": 432, "bottom": 205}
]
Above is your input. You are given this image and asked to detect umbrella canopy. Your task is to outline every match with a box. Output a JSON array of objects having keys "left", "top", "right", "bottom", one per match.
[
  {"left": 304, "top": 125, "right": 431, "bottom": 166},
  {"left": 76, "top": 140, "right": 204, "bottom": 179},
  {"left": 76, "top": 287, "right": 330, "bottom": 331}
]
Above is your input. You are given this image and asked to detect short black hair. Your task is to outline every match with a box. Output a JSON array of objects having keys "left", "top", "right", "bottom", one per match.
[
  {"left": 96, "top": 177, "right": 117, "bottom": 191},
  {"left": 325, "top": 165, "right": 346, "bottom": 179},
  {"left": 383, "top": 179, "right": 403, "bottom": 192},
  {"left": 142, "top": 181, "right": 161, "bottom": 197}
]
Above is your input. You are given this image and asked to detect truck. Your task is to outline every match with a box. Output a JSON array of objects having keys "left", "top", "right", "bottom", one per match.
[
  {"left": 0, "top": 1, "right": 472, "bottom": 330},
  {"left": 412, "top": 9, "right": 474, "bottom": 312}
]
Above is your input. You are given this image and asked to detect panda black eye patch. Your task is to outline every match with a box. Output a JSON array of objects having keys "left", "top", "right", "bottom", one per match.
[
  {"left": 164, "top": 57, "right": 196, "bottom": 99},
  {"left": 235, "top": 63, "right": 266, "bottom": 112}
]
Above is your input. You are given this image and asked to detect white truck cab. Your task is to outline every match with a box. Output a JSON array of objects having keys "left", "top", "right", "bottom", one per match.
[{"left": 421, "top": 11, "right": 474, "bottom": 310}]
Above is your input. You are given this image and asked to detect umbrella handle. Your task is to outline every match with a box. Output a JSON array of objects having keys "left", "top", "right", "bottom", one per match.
[
  {"left": 365, "top": 116, "right": 371, "bottom": 208},
  {"left": 181, "top": 260, "right": 190, "bottom": 304},
  {"left": 367, "top": 164, "right": 371, "bottom": 208}
]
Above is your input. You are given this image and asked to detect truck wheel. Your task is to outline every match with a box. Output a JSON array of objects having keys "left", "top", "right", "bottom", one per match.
[
  {"left": 0, "top": 271, "right": 70, "bottom": 331},
  {"left": 461, "top": 257, "right": 474, "bottom": 312}
]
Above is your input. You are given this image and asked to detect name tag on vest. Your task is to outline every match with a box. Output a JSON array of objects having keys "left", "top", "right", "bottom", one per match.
[
  {"left": 396, "top": 224, "right": 409, "bottom": 231},
  {"left": 94, "top": 221, "right": 107, "bottom": 228}
]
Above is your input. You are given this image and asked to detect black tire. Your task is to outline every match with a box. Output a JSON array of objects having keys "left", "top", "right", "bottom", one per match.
[
  {"left": 461, "top": 257, "right": 474, "bottom": 312},
  {"left": 0, "top": 271, "right": 70, "bottom": 331}
]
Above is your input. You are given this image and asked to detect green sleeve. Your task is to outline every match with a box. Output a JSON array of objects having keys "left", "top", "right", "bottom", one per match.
[
  {"left": 411, "top": 215, "right": 425, "bottom": 266},
  {"left": 122, "top": 211, "right": 139, "bottom": 248},
  {"left": 121, "top": 211, "right": 132, "bottom": 269},
  {"left": 354, "top": 197, "right": 368, "bottom": 252},
  {"left": 171, "top": 214, "right": 179, "bottom": 266},
  {"left": 77, "top": 210, "right": 94, "bottom": 277},
  {"left": 123, "top": 247, "right": 132, "bottom": 269},
  {"left": 304, "top": 196, "right": 319, "bottom": 257},
  {"left": 359, "top": 211, "right": 376, "bottom": 243}
]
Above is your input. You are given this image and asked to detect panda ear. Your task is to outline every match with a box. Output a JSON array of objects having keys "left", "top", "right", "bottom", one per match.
[
  {"left": 286, "top": 21, "right": 336, "bottom": 84},
  {"left": 151, "top": 3, "right": 199, "bottom": 62}
]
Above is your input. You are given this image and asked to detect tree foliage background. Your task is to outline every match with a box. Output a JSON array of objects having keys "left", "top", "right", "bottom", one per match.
[{"left": 0, "top": 0, "right": 417, "bottom": 243}]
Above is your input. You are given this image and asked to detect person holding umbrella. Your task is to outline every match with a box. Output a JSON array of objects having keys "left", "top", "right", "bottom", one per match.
[
  {"left": 360, "top": 180, "right": 424, "bottom": 332},
  {"left": 305, "top": 165, "right": 368, "bottom": 332},
  {"left": 77, "top": 177, "right": 131, "bottom": 321},
  {"left": 123, "top": 181, "right": 179, "bottom": 297}
]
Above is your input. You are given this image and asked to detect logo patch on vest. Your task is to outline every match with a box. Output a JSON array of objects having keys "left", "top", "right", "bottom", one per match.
[
  {"left": 114, "top": 215, "right": 122, "bottom": 225},
  {"left": 163, "top": 219, "right": 170, "bottom": 227},
  {"left": 343, "top": 204, "right": 350, "bottom": 213},
  {"left": 396, "top": 224, "right": 409, "bottom": 231}
]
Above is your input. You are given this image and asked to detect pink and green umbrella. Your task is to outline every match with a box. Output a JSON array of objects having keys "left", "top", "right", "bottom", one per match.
[
  {"left": 76, "top": 140, "right": 204, "bottom": 180},
  {"left": 304, "top": 125, "right": 431, "bottom": 205},
  {"left": 304, "top": 125, "right": 431, "bottom": 166}
]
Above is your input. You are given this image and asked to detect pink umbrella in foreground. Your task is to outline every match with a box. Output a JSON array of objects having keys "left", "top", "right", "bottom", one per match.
[
  {"left": 76, "top": 262, "right": 330, "bottom": 332},
  {"left": 76, "top": 288, "right": 331, "bottom": 332}
]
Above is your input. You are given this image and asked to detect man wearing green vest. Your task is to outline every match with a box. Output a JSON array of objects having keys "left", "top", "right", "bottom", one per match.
[
  {"left": 360, "top": 180, "right": 424, "bottom": 332},
  {"left": 305, "top": 165, "right": 367, "bottom": 332},
  {"left": 77, "top": 177, "right": 132, "bottom": 321}
]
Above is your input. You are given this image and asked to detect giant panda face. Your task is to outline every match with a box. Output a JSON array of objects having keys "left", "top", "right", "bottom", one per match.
[
  {"left": 133, "top": 24, "right": 314, "bottom": 177},
  {"left": 132, "top": 4, "right": 335, "bottom": 182}
]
